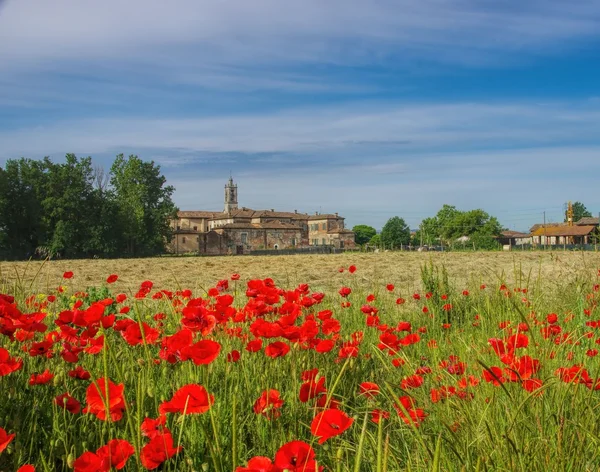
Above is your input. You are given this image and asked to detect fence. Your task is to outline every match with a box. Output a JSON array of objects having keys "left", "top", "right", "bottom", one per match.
[{"left": 249, "top": 246, "right": 351, "bottom": 256}]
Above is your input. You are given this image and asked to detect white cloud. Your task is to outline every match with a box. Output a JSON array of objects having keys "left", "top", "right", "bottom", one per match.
[
  {"left": 1, "top": 100, "right": 599, "bottom": 159},
  {"left": 1, "top": 0, "right": 599, "bottom": 74}
]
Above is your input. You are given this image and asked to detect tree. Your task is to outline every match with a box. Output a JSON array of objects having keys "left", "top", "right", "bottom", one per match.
[
  {"left": 369, "top": 234, "right": 381, "bottom": 247},
  {"left": 352, "top": 225, "right": 377, "bottom": 246},
  {"left": 380, "top": 216, "right": 410, "bottom": 249},
  {"left": 110, "top": 154, "right": 178, "bottom": 256},
  {"left": 566, "top": 201, "right": 592, "bottom": 223},
  {"left": 0, "top": 158, "right": 48, "bottom": 258}
]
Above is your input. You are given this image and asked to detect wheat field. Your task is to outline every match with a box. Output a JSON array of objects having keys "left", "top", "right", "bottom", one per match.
[{"left": 2, "top": 251, "right": 598, "bottom": 295}]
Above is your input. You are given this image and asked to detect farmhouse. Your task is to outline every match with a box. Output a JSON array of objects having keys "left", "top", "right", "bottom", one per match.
[
  {"left": 529, "top": 218, "right": 599, "bottom": 246},
  {"left": 169, "top": 177, "right": 355, "bottom": 255}
]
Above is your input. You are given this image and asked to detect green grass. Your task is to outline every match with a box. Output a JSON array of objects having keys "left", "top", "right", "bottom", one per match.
[{"left": 0, "top": 258, "right": 600, "bottom": 471}]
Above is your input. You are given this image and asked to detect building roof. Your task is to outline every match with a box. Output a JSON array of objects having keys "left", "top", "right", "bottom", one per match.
[
  {"left": 328, "top": 229, "right": 354, "bottom": 235},
  {"left": 178, "top": 211, "right": 220, "bottom": 218},
  {"left": 308, "top": 213, "right": 343, "bottom": 220},
  {"left": 500, "top": 230, "right": 531, "bottom": 239},
  {"left": 575, "top": 217, "right": 599, "bottom": 226},
  {"left": 530, "top": 225, "right": 596, "bottom": 237},
  {"left": 217, "top": 221, "right": 302, "bottom": 231},
  {"left": 529, "top": 222, "right": 562, "bottom": 233},
  {"left": 252, "top": 210, "right": 310, "bottom": 220}
]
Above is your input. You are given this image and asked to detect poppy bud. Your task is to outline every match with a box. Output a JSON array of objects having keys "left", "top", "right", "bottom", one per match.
[
  {"left": 202, "top": 463, "right": 209, "bottom": 471},
  {"left": 147, "top": 386, "right": 154, "bottom": 398},
  {"left": 138, "top": 358, "right": 146, "bottom": 367},
  {"left": 67, "top": 452, "right": 75, "bottom": 468}
]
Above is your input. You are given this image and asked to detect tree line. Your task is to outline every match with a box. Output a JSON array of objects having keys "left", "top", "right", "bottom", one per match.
[
  {"left": 354, "top": 201, "right": 597, "bottom": 250},
  {"left": 0, "top": 154, "right": 177, "bottom": 260},
  {"left": 353, "top": 205, "right": 505, "bottom": 250}
]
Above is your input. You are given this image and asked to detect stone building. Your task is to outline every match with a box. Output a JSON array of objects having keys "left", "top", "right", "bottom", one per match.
[{"left": 169, "top": 177, "right": 355, "bottom": 255}]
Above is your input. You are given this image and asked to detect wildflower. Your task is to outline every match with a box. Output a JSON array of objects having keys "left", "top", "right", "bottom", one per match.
[
  {"left": 0, "top": 427, "right": 15, "bottom": 453},
  {"left": 83, "top": 378, "right": 126, "bottom": 421},
  {"left": 253, "top": 389, "right": 284, "bottom": 420},
  {"left": 159, "top": 384, "right": 214, "bottom": 415},
  {"left": 54, "top": 393, "right": 81, "bottom": 414},
  {"left": 140, "top": 430, "right": 182, "bottom": 470},
  {"left": 311, "top": 409, "right": 353, "bottom": 444}
]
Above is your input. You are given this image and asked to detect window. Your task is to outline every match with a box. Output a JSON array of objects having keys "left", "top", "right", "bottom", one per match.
[
  {"left": 291, "top": 238, "right": 296, "bottom": 246},
  {"left": 177, "top": 225, "right": 181, "bottom": 230},
  {"left": 322, "top": 223, "right": 326, "bottom": 230},
  {"left": 182, "top": 236, "right": 186, "bottom": 243},
  {"left": 241, "top": 233, "right": 248, "bottom": 244},
  {"left": 322, "top": 238, "right": 326, "bottom": 245},
  {"left": 193, "top": 226, "right": 198, "bottom": 231}
]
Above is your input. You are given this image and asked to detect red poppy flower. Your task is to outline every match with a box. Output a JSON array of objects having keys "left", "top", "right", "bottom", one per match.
[
  {"left": 0, "top": 427, "right": 15, "bottom": 453},
  {"left": 235, "top": 456, "right": 273, "bottom": 472},
  {"left": 396, "top": 297, "right": 406, "bottom": 305},
  {"left": 141, "top": 415, "right": 166, "bottom": 439},
  {"left": 338, "top": 287, "right": 352, "bottom": 298},
  {"left": 253, "top": 389, "right": 284, "bottom": 419},
  {"left": 386, "top": 284, "right": 395, "bottom": 292},
  {"left": 311, "top": 408, "right": 354, "bottom": 444},
  {"left": 73, "top": 451, "right": 110, "bottom": 472},
  {"left": 69, "top": 366, "right": 91, "bottom": 380},
  {"left": 97, "top": 439, "right": 136, "bottom": 470},
  {"left": 394, "top": 396, "right": 427, "bottom": 426},
  {"left": 181, "top": 339, "right": 221, "bottom": 365},
  {"left": 106, "top": 274, "right": 119, "bottom": 284},
  {"left": 264, "top": 341, "right": 290, "bottom": 358},
  {"left": 29, "top": 369, "right": 54, "bottom": 385},
  {"left": 299, "top": 377, "right": 327, "bottom": 403},
  {"left": 0, "top": 348, "right": 23, "bottom": 376},
  {"left": 159, "top": 384, "right": 214, "bottom": 415},
  {"left": 55, "top": 393, "right": 82, "bottom": 414},
  {"left": 348, "top": 265, "right": 357, "bottom": 273},
  {"left": 17, "top": 466, "right": 35, "bottom": 472},
  {"left": 227, "top": 350, "right": 241, "bottom": 362},
  {"left": 63, "top": 271, "right": 74, "bottom": 279},
  {"left": 83, "top": 378, "right": 126, "bottom": 422},
  {"left": 370, "top": 409, "right": 391, "bottom": 424},
  {"left": 401, "top": 375, "right": 424, "bottom": 390},
  {"left": 231, "top": 273, "right": 241, "bottom": 281},
  {"left": 273, "top": 441, "right": 318, "bottom": 472},
  {"left": 121, "top": 322, "right": 160, "bottom": 346},
  {"left": 246, "top": 339, "right": 263, "bottom": 353},
  {"left": 140, "top": 430, "right": 182, "bottom": 470},
  {"left": 358, "top": 382, "right": 380, "bottom": 398}
]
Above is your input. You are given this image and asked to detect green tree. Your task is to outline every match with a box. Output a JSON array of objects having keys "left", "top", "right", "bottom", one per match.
[
  {"left": 110, "top": 154, "right": 178, "bottom": 256},
  {"left": 352, "top": 225, "right": 377, "bottom": 246},
  {"left": 41, "top": 154, "right": 101, "bottom": 258},
  {"left": 368, "top": 234, "right": 381, "bottom": 247},
  {"left": 0, "top": 158, "right": 48, "bottom": 258},
  {"left": 566, "top": 201, "right": 592, "bottom": 223},
  {"left": 380, "top": 216, "right": 410, "bottom": 249}
]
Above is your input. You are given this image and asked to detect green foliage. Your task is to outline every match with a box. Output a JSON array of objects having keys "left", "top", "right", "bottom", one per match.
[
  {"left": 566, "top": 201, "right": 592, "bottom": 223},
  {"left": 419, "top": 205, "right": 503, "bottom": 249},
  {"left": 110, "top": 154, "right": 178, "bottom": 256},
  {"left": 368, "top": 234, "right": 381, "bottom": 246},
  {"left": 380, "top": 216, "right": 410, "bottom": 248},
  {"left": 352, "top": 225, "right": 377, "bottom": 246},
  {"left": 0, "top": 154, "right": 178, "bottom": 260}
]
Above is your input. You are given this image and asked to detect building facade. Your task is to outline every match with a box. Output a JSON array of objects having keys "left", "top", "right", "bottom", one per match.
[{"left": 169, "top": 178, "right": 355, "bottom": 255}]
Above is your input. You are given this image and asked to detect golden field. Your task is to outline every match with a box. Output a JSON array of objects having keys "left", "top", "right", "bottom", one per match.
[{"left": 1, "top": 251, "right": 599, "bottom": 295}]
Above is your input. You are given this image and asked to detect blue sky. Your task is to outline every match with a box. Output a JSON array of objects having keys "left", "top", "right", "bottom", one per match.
[{"left": 1, "top": 0, "right": 599, "bottom": 231}]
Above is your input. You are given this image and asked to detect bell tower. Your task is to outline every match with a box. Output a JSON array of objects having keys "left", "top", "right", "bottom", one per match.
[{"left": 224, "top": 176, "right": 238, "bottom": 213}]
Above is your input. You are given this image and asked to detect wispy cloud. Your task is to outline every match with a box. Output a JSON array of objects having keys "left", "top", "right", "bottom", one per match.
[
  {"left": 1, "top": 0, "right": 600, "bottom": 74},
  {"left": 2, "top": 100, "right": 599, "bottom": 159}
]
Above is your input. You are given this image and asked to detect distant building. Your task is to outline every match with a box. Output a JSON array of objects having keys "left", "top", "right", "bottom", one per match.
[
  {"left": 169, "top": 177, "right": 355, "bottom": 255},
  {"left": 498, "top": 230, "right": 532, "bottom": 246},
  {"left": 528, "top": 217, "right": 598, "bottom": 246}
]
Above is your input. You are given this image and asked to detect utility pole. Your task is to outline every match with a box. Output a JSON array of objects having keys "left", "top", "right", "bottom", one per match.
[{"left": 543, "top": 211, "right": 547, "bottom": 251}]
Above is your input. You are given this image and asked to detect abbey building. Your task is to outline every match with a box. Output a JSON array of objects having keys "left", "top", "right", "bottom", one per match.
[{"left": 169, "top": 177, "right": 355, "bottom": 255}]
